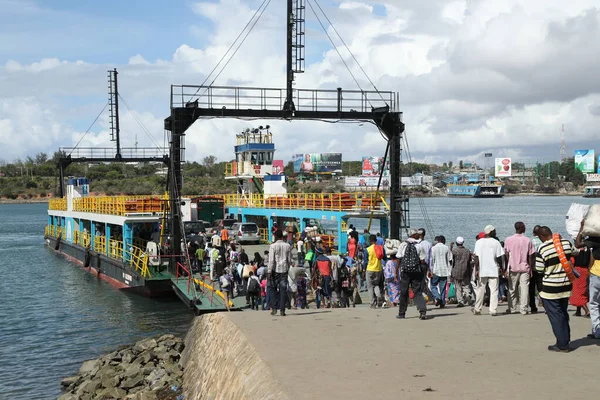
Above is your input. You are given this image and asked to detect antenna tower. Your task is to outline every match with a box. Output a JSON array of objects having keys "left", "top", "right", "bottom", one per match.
[
  {"left": 560, "top": 124, "right": 566, "bottom": 161},
  {"left": 108, "top": 68, "right": 122, "bottom": 158}
]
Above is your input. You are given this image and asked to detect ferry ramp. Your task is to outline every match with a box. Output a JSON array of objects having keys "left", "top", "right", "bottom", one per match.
[{"left": 183, "top": 303, "right": 599, "bottom": 400}]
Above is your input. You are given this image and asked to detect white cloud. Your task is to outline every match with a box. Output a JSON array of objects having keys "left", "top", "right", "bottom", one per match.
[{"left": 1, "top": 0, "right": 600, "bottom": 169}]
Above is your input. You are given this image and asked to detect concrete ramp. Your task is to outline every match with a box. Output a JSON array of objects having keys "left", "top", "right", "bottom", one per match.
[{"left": 183, "top": 305, "right": 599, "bottom": 400}]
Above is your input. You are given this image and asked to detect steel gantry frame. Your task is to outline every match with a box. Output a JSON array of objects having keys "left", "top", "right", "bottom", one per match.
[{"left": 164, "top": 0, "right": 406, "bottom": 265}]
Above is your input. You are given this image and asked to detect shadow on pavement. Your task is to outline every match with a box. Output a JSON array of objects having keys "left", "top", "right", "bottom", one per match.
[{"left": 570, "top": 337, "right": 600, "bottom": 350}]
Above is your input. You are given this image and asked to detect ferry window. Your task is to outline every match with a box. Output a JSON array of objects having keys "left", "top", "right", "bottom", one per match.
[
  {"left": 251, "top": 152, "right": 257, "bottom": 164},
  {"left": 266, "top": 152, "right": 272, "bottom": 164},
  {"left": 258, "top": 152, "right": 264, "bottom": 165}
]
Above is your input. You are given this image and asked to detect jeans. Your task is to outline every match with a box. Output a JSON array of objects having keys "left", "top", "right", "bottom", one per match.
[
  {"left": 398, "top": 271, "right": 426, "bottom": 316},
  {"left": 474, "top": 277, "right": 499, "bottom": 314},
  {"left": 261, "top": 295, "right": 268, "bottom": 310},
  {"left": 542, "top": 297, "right": 570, "bottom": 349},
  {"left": 430, "top": 275, "right": 448, "bottom": 305},
  {"left": 298, "top": 251, "right": 305, "bottom": 266},
  {"left": 508, "top": 272, "right": 530, "bottom": 314},
  {"left": 589, "top": 274, "right": 600, "bottom": 339},
  {"left": 366, "top": 270, "right": 384, "bottom": 307},
  {"left": 270, "top": 272, "right": 288, "bottom": 313}
]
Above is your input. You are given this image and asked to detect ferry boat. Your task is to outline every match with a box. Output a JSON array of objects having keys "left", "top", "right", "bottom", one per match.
[{"left": 445, "top": 173, "right": 505, "bottom": 198}]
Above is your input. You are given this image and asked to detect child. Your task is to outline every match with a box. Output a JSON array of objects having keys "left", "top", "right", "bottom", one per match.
[
  {"left": 296, "top": 272, "right": 307, "bottom": 309},
  {"left": 246, "top": 271, "right": 261, "bottom": 310},
  {"left": 260, "top": 275, "right": 268, "bottom": 311}
]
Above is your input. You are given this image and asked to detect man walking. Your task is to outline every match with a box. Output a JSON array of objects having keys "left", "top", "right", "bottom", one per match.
[
  {"left": 535, "top": 226, "right": 575, "bottom": 352},
  {"left": 397, "top": 229, "right": 428, "bottom": 320},
  {"left": 430, "top": 235, "right": 452, "bottom": 308},
  {"left": 314, "top": 248, "right": 333, "bottom": 308},
  {"left": 451, "top": 237, "right": 473, "bottom": 307},
  {"left": 473, "top": 225, "right": 504, "bottom": 316},
  {"left": 529, "top": 225, "right": 543, "bottom": 313},
  {"left": 268, "top": 229, "right": 292, "bottom": 316},
  {"left": 504, "top": 222, "right": 535, "bottom": 315}
]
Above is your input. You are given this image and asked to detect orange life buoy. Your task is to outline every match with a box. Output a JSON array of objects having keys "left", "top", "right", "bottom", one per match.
[{"left": 552, "top": 233, "right": 577, "bottom": 283}]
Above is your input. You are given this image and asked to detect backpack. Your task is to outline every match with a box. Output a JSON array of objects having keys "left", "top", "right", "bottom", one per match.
[
  {"left": 374, "top": 244, "right": 385, "bottom": 260},
  {"left": 400, "top": 242, "right": 421, "bottom": 273},
  {"left": 248, "top": 277, "right": 260, "bottom": 294}
]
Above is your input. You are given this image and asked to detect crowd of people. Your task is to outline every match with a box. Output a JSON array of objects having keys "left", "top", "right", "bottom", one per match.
[{"left": 187, "top": 218, "right": 600, "bottom": 353}]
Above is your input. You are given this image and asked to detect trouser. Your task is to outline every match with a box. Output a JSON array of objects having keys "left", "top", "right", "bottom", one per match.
[
  {"left": 248, "top": 292, "right": 259, "bottom": 309},
  {"left": 270, "top": 272, "right": 288, "bottom": 313},
  {"left": 498, "top": 277, "right": 508, "bottom": 300},
  {"left": 542, "top": 297, "right": 570, "bottom": 349},
  {"left": 366, "top": 271, "right": 384, "bottom": 307},
  {"left": 454, "top": 278, "right": 473, "bottom": 305},
  {"left": 474, "top": 277, "right": 499, "bottom": 314},
  {"left": 398, "top": 271, "right": 426, "bottom": 316},
  {"left": 529, "top": 270, "right": 543, "bottom": 311},
  {"left": 261, "top": 295, "right": 268, "bottom": 310},
  {"left": 589, "top": 274, "right": 600, "bottom": 339},
  {"left": 508, "top": 272, "right": 530, "bottom": 313},
  {"left": 298, "top": 252, "right": 305, "bottom": 266},
  {"left": 243, "top": 278, "right": 249, "bottom": 303},
  {"left": 430, "top": 275, "right": 448, "bottom": 305}
]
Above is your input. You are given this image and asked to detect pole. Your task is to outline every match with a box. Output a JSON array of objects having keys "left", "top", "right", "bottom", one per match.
[
  {"left": 367, "top": 141, "right": 389, "bottom": 232},
  {"left": 388, "top": 116, "right": 402, "bottom": 240},
  {"left": 113, "top": 69, "right": 122, "bottom": 158},
  {"left": 284, "top": 0, "right": 295, "bottom": 112}
]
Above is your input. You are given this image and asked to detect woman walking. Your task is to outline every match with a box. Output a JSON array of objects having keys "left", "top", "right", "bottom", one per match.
[
  {"left": 570, "top": 247, "right": 591, "bottom": 317},
  {"left": 383, "top": 252, "right": 400, "bottom": 306}
]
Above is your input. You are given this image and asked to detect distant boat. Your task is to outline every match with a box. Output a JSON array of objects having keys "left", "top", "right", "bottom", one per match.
[
  {"left": 583, "top": 185, "right": 600, "bottom": 198},
  {"left": 445, "top": 173, "right": 504, "bottom": 198}
]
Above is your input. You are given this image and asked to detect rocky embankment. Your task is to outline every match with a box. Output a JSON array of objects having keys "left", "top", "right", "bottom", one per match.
[{"left": 58, "top": 334, "right": 184, "bottom": 400}]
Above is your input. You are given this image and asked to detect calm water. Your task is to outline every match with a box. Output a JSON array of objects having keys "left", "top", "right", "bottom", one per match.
[
  {"left": 0, "top": 197, "right": 597, "bottom": 399},
  {"left": 0, "top": 204, "right": 194, "bottom": 400}
]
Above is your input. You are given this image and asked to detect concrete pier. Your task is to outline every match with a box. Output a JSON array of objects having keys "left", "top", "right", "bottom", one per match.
[{"left": 185, "top": 303, "right": 599, "bottom": 400}]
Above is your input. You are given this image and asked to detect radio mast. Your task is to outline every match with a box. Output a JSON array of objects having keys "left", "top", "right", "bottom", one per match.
[{"left": 560, "top": 124, "right": 566, "bottom": 161}]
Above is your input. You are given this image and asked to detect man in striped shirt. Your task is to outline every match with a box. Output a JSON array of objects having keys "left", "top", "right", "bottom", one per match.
[{"left": 535, "top": 226, "right": 575, "bottom": 352}]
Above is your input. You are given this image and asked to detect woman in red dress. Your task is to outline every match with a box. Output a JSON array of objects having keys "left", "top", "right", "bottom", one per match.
[
  {"left": 570, "top": 248, "right": 591, "bottom": 317},
  {"left": 347, "top": 231, "right": 358, "bottom": 259}
]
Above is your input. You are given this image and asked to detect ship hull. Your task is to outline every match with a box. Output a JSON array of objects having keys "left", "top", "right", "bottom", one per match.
[{"left": 45, "top": 236, "right": 173, "bottom": 297}]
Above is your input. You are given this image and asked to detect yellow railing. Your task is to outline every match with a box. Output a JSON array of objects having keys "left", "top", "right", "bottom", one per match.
[
  {"left": 259, "top": 228, "right": 269, "bottom": 243},
  {"left": 49, "top": 198, "right": 67, "bottom": 211},
  {"left": 72, "top": 195, "right": 167, "bottom": 216},
  {"left": 216, "top": 193, "right": 385, "bottom": 212},
  {"left": 94, "top": 235, "right": 106, "bottom": 253},
  {"left": 45, "top": 229, "right": 150, "bottom": 278}
]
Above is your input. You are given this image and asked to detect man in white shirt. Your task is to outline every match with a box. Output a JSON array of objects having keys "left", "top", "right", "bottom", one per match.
[
  {"left": 430, "top": 235, "right": 453, "bottom": 308},
  {"left": 473, "top": 225, "right": 505, "bottom": 316}
]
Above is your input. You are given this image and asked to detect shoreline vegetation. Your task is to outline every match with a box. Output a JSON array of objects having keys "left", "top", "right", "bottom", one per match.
[{"left": 0, "top": 153, "right": 588, "bottom": 202}]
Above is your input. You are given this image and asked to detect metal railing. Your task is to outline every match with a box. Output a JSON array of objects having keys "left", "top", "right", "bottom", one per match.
[
  {"left": 49, "top": 198, "right": 67, "bottom": 211},
  {"left": 72, "top": 195, "right": 167, "bottom": 216},
  {"left": 45, "top": 227, "right": 150, "bottom": 278},
  {"left": 215, "top": 193, "right": 385, "bottom": 212},
  {"left": 170, "top": 85, "right": 396, "bottom": 114},
  {"left": 59, "top": 147, "right": 167, "bottom": 159}
]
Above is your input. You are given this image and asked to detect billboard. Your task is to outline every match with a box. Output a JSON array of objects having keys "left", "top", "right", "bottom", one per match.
[
  {"left": 575, "top": 150, "right": 595, "bottom": 173},
  {"left": 598, "top": 155, "right": 600, "bottom": 174},
  {"left": 362, "top": 156, "right": 390, "bottom": 176},
  {"left": 495, "top": 158, "right": 512, "bottom": 177},
  {"left": 272, "top": 160, "right": 284, "bottom": 175},
  {"left": 344, "top": 176, "right": 390, "bottom": 188},
  {"left": 292, "top": 153, "right": 342, "bottom": 173}
]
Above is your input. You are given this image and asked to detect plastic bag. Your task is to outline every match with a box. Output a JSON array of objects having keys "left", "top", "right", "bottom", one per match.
[
  {"left": 448, "top": 283, "right": 456, "bottom": 299},
  {"left": 582, "top": 204, "right": 600, "bottom": 237},
  {"left": 566, "top": 203, "right": 590, "bottom": 239}
]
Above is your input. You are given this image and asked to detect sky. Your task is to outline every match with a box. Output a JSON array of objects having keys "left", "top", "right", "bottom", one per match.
[{"left": 1, "top": 0, "right": 600, "bottom": 166}]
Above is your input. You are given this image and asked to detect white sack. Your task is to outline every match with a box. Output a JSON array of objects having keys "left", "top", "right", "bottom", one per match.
[
  {"left": 566, "top": 203, "right": 590, "bottom": 239},
  {"left": 582, "top": 204, "right": 600, "bottom": 237}
]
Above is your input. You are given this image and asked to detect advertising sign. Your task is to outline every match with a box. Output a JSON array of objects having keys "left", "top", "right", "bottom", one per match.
[
  {"left": 586, "top": 173, "right": 600, "bottom": 182},
  {"left": 575, "top": 150, "right": 595, "bottom": 173},
  {"left": 495, "top": 158, "right": 512, "bottom": 177},
  {"left": 598, "top": 155, "right": 600, "bottom": 174},
  {"left": 272, "top": 160, "right": 284, "bottom": 175},
  {"left": 361, "top": 156, "right": 389, "bottom": 176},
  {"left": 292, "top": 153, "right": 342, "bottom": 173},
  {"left": 344, "top": 177, "right": 390, "bottom": 188}
]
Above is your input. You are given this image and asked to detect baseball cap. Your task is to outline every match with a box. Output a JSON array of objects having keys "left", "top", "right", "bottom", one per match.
[
  {"left": 477, "top": 232, "right": 486, "bottom": 239},
  {"left": 408, "top": 228, "right": 419, "bottom": 236},
  {"left": 484, "top": 225, "right": 496, "bottom": 234},
  {"left": 456, "top": 236, "right": 464, "bottom": 245}
]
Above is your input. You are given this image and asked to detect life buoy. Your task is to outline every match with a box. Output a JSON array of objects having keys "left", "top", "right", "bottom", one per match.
[{"left": 552, "top": 233, "right": 577, "bottom": 283}]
